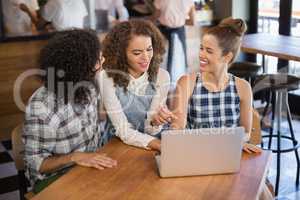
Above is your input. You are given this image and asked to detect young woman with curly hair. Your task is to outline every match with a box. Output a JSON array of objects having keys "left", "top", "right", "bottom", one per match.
[
  {"left": 23, "top": 29, "right": 117, "bottom": 193},
  {"left": 97, "top": 19, "right": 176, "bottom": 151}
]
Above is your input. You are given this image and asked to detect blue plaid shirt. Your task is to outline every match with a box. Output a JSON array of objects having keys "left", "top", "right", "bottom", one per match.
[{"left": 187, "top": 73, "right": 240, "bottom": 129}]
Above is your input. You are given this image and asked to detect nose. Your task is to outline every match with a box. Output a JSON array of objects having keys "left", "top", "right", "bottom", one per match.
[{"left": 141, "top": 51, "right": 150, "bottom": 61}]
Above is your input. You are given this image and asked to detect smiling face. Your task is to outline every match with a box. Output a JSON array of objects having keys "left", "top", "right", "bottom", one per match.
[
  {"left": 199, "top": 34, "right": 232, "bottom": 74},
  {"left": 126, "top": 35, "right": 153, "bottom": 78}
]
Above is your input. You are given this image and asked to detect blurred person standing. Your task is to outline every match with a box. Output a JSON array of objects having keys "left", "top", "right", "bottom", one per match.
[
  {"left": 151, "top": 0, "right": 195, "bottom": 73},
  {"left": 28, "top": 0, "right": 88, "bottom": 31}
]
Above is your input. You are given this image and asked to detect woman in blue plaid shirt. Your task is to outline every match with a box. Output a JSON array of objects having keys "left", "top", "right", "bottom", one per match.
[{"left": 171, "top": 18, "right": 261, "bottom": 154}]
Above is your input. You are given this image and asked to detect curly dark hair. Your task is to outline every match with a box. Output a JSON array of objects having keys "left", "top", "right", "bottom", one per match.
[
  {"left": 102, "top": 19, "right": 165, "bottom": 90},
  {"left": 39, "top": 29, "right": 101, "bottom": 105}
]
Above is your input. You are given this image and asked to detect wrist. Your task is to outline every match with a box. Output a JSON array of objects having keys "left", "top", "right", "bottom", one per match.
[{"left": 70, "top": 152, "right": 80, "bottom": 163}]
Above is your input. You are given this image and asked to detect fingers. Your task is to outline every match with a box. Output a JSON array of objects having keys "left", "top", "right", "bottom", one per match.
[
  {"left": 152, "top": 106, "right": 177, "bottom": 126},
  {"left": 161, "top": 107, "right": 178, "bottom": 121},
  {"left": 77, "top": 153, "right": 117, "bottom": 170},
  {"left": 243, "top": 143, "right": 262, "bottom": 154},
  {"left": 243, "top": 146, "right": 252, "bottom": 154},
  {"left": 93, "top": 154, "right": 118, "bottom": 168}
]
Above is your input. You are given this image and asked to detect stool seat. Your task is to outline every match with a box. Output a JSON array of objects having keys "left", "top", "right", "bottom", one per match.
[
  {"left": 254, "top": 74, "right": 300, "bottom": 91},
  {"left": 229, "top": 61, "right": 261, "bottom": 79}
]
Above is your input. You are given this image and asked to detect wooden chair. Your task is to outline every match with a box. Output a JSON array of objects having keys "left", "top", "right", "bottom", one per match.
[{"left": 11, "top": 125, "right": 35, "bottom": 200}]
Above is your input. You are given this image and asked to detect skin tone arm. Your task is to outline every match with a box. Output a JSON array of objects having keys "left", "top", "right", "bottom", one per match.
[
  {"left": 39, "top": 151, "right": 117, "bottom": 174},
  {"left": 19, "top": 4, "right": 50, "bottom": 31},
  {"left": 235, "top": 77, "right": 262, "bottom": 153},
  {"left": 185, "top": 5, "right": 196, "bottom": 26},
  {"left": 148, "top": 7, "right": 161, "bottom": 22},
  {"left": 170, "top": 73, "right": 197, "bottom": 129}
]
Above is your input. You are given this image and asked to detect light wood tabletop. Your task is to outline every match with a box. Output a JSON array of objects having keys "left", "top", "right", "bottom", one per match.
[
  {"left": 32, "top": 138, "right": 271, "bottom": 200},
  {"left": 241, "top": 33, "right": 300, "bottom": 62}
]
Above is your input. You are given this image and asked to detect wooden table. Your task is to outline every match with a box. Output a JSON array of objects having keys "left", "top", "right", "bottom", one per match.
[
  {"left": 241, "top": 33, "right": 300, "bottom": 62},
  {"left": 32, "top": 139, "right": 271, "bottom": 200}
]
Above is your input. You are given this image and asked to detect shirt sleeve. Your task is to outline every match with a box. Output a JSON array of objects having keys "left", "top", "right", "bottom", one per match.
[
  {"left": 23, "top": 111, "right": 56, "bottom": 182},
  {"left": 28, "top": 0, "right": 39, "bottom": 10},
  {"left": 41, "top": 0, "right": 59, "bottom": 22},
  {"left": 96, "top": 71, "right": 156, "bottom": 149},
  {"left": 144, "top": 68, "right": 171, "bottom": 134}
]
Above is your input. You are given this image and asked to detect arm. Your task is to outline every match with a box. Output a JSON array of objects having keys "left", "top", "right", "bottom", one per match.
[
  {"left": 23, "top": 115, "right": 116, "bottom": 177},
  {"left": 19, "top": 3, "right": 50, "bottom": 31},
  {"left": 144, "top": 68, "right": 171, "bottom": 133},
  {"left": 185, "top": 4, "right": 195, "bottom": 26},
  {"left": 96, "top": 71, "right": 158, "bottom": 150},
  {"left": 235, "top": 77, "right": 262, "bottom": 153},
  {"left": 115, "top": 0, "right": 129, "bottom": 21},
  {"left": 236, "top": 77, "right": 253, "bottom": 139},
  {"left": 19, "top": 3, "right": 39, "bottom": 25},
  {"left": 40, "top": 152, "right": 117, "bottom": 173},
  {"left": 170, "top": 73, "right": 197, "bottom": 129},
  {"left": 147, "top": 0, "right": 161, "bottom": 22}
]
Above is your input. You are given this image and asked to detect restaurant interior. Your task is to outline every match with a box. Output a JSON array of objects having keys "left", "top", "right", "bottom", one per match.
[{"left": 1, "top": 0, "right": 300, "bottom": 199}]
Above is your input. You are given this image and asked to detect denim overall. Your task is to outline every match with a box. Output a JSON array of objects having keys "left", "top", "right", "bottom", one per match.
[{"left": 102, "top": 82, "right": 157, "bottom": 144}]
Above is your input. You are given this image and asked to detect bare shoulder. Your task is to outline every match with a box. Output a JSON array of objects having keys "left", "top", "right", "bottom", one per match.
[
  {"left": 234, "top": 76, "right": 252, "bottom": 99},
  {"left": 176, "top": 73, "right": 198, "bottom": 97},
  {"left": 177, "top": 72, "right": 197, "bottom": 87}
]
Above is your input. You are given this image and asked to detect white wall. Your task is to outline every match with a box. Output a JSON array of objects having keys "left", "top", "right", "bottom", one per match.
[
  {"left": 232, "top": 0, "right": 250, "bottom": 20},
  {"left": 214, "top": 0, "right": 250, "bottom": 21}
]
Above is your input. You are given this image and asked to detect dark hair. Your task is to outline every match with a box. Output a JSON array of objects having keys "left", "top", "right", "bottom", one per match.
[
  {"left": 203, "top": 17, "right": 247, "bottom": 63},
  {"left": 102, "top": 19, "right": 165, "bottom": 90},
  {"left": 39, "top": 29, "right": 101, "bottom": 105}
]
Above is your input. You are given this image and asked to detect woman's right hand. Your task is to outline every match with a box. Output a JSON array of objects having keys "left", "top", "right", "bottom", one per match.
[
  {"left": 71, "top": 152, "right": 117, "bottom": 170},
  {"left": 151, "top": 106, "right": 178, "bottom": 126}
]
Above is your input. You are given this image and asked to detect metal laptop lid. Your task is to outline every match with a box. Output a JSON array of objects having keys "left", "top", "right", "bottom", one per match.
[{"left": 159, "top": 127, "right": 244, "bottom": 177}]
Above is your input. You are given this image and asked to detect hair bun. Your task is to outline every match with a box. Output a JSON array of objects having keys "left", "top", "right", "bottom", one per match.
[{"left": 218, "top": 17, "right": 247, "bottom": 36}]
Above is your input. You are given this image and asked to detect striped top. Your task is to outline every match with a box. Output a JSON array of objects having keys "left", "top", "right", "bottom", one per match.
[{"left": 187, "top": 73, "right": 240, "bottom": 129}]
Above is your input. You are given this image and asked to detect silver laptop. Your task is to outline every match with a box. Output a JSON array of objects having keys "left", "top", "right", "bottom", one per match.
[{"left": 155, "top": 127, "right": 244, "bottom": 177}]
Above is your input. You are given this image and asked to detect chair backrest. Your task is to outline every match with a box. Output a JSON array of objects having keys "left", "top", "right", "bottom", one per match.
[
  {"left": 11, "top": 124, "right": 25, "bottom": 171},
  {"left": 250, "top": 109, "right": 262, "bottom": 145}
]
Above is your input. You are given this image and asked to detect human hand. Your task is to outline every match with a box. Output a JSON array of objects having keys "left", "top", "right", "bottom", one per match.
[
  {"left": 147, "top": 138, "right": 161, "bottom": 152},
  {"left": 243, "top": 143, "right": 262, "bottom": 154},
  {"left": 71, "top": 152, "right": 117, "bottom": 170},
  {"left": 150, "top": 106, "right": 177, "bottom": 126}
]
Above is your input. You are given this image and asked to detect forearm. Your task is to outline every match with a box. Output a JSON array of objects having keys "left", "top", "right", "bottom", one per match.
[
  {"left": 39, "top": 153, "right": 74, "bottom": 174},
  {"left": 170, "top": 113, "right": 186, "bottom": 129},
  {"left": 185, "top": 6, "right": 195, "bottom": 26}
]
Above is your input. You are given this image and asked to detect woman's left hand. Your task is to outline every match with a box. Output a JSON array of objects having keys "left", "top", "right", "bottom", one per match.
[{"left": 243, "top": 143, "right": 262, "bottom": 154}]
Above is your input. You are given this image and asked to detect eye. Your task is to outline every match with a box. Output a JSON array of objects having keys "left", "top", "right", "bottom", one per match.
[
  {"left": 147, "top": 48, "right": 153, "bottom": 52},
  {"left": 207, "top": 50, "right": 213, "bottom": 54}
]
